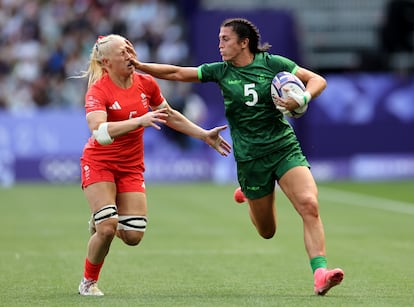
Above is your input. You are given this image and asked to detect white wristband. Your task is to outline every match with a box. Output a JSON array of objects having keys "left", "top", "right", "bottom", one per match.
[
  {"left": 287, "top": 90, "right": 312, "bottom": 107},
  {"left": 303, "top": 91, "right": 312, "bottom": 106}
]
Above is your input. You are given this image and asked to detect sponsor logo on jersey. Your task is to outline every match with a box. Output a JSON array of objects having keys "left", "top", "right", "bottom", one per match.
[
  {"left": 141, "top": 93, "right": 148, "bottom": 108},
  {"left": 86, "top": 95, "right": 101, "bottom": 108},
  {"left": 109, "top": 101, "right": 121, "bottom": 110}
]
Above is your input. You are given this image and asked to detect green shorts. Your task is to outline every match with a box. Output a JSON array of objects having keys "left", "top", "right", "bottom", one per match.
[{"left": 236, "top": 143, "right": 310, "bottom": 200}]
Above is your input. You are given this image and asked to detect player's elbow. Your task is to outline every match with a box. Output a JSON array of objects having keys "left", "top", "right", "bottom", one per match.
[{"left": 320, "top": 76, "right": 327, "bottom": 91}]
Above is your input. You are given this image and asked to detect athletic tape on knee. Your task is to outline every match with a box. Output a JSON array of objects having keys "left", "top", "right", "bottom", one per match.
[
  {"left": 117, "top": 215, "right": 148, "bottom": 232},
  {"left": 94, "top": 205, "right": 118, "bottom": 224}
]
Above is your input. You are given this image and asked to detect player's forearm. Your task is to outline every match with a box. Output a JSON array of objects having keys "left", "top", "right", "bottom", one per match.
[
  {"left": 134, "top": 61, "right": 199, "bottom": 82},
  {"left": 91, "top": 118, "right": 140, "bottom": 145},
  {"left": 306, "top": 76, "right": 326, "bottom": 99},
  {"left": 88, "top": 114, "right": 140, "bottom": 142},
  {"left": 165, "top": 109, "right": 207, "bottom": 140},
  {"left": 135, "top": 62, "right": 180, "bottom": 80},
  {"left": 106, "top": 118, "right": 141, "bottom": 138}
]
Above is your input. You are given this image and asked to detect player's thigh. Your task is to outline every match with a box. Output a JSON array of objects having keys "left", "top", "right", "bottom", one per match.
[
  {"left": 278, "top": 166, "right": 318, "bottom": 207},
  {"left": 83, "top": 181, "right": 117, "bottom": 212},
  {"left": 116, "top": 192, "right": 147, "bottom": 216}
]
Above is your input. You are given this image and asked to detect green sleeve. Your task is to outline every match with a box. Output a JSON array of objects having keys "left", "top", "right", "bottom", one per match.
[
  {"left": 267, "top": 53, "right": 298, "bottom": 74},
  {"left": 197, "top": 66, "right": 203, "bottom": 81}
]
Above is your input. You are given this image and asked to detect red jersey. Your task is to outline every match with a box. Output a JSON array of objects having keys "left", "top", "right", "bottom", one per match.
[{"left": 81, "top": 72, "right": 164, "bottom": 170}]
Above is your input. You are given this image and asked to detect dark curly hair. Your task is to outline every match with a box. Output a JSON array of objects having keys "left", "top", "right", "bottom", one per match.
[{"left": 221, "top": 18, "right": 271, "bottom": 53}]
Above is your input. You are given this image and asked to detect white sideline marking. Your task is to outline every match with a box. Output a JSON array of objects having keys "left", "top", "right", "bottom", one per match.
[{"left": 318, "top": 186, "right": 414, "bottom": 215}]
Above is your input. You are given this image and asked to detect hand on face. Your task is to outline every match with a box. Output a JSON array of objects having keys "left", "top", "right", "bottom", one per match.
[{"left": 125, "top": 39, "right": 140, "bottom": 68}]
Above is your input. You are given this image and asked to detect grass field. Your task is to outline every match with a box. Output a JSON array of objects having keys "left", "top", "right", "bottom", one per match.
[{"left": 1, "top": 180, "right": 413, "bottom": 307}]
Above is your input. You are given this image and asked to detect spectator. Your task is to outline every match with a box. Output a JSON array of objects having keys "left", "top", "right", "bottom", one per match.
[{"left": 0, "top": 0, "right": 193, "bottom": 113}]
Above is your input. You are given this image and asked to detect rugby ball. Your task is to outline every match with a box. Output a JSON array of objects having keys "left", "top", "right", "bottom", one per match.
[{"left": 271, "top": 71, "right": 308, "bottom": 118}]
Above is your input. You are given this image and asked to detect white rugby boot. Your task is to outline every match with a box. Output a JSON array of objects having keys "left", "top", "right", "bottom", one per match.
[{"left": 78, "top": 278, "right": 104, "bottom": 296}]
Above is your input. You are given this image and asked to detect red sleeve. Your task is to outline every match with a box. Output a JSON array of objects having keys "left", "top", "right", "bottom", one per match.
[
  {"left": 144, "top": 74, "right": 165, "bottom": 109},
  {"left": 84, "top": 83, "right": 108, "bottom": 115}
]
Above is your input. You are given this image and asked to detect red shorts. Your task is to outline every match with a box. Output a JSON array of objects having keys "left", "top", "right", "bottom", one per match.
[{"left": 80, "top": 159, "right": 146, "bottom": 193}]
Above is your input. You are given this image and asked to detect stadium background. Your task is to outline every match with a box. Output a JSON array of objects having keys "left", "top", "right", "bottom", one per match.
[{"left": 0, "top": 0, "right": 413, "bottom": 187}]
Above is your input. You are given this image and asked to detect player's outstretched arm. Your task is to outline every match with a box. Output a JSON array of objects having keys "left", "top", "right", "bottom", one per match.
[
  {"left": 131, "top": 60, "right": 199, "bottom": 83},
  {"left": 157, "top": 101, "right": 231, "bottom": 156}
]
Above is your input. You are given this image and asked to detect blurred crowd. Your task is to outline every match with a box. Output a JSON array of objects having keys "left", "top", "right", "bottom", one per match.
[{"left": 0, "top": 0, "right": 200, "bottom": 116}]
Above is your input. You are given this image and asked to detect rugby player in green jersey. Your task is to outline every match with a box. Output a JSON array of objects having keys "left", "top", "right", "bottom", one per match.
[{"left": 132, "top": 18, "right": 344, "bottom": 296}]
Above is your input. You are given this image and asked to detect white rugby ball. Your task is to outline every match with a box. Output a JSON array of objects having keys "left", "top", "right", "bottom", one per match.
[{"left": 271, "top": 71, "right": 308, "bottom": 118}]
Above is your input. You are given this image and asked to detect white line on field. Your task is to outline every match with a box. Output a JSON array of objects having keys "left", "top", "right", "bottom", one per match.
[
  {"left": 138, "top": 249, "right": 284, "bottom": 256},
  {"left": 318, "top": 186, "right": 414, "bottom": 215}
]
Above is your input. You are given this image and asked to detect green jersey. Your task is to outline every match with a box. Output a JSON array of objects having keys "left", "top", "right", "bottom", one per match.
[{"left": 198, "top": 52, "right": 300, "bottom": 162}]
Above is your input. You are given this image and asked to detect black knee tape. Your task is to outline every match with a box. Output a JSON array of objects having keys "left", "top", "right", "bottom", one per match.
[
  {"left": 117, "top": 215, "right": 148, "bottom": 232},
  {"left": 94, "top": 205, "right": 118, "bottom": 224}
]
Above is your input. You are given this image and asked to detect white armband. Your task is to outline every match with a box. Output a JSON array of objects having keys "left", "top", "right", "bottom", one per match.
[{"left": 92, "top": 122, "right": 114, "bottom": 145}]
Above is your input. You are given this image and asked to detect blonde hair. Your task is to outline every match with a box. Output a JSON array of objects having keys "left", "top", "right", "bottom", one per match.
[{"left": 78, "top": 34, "right": 126, "bottom": 88}]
